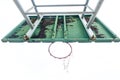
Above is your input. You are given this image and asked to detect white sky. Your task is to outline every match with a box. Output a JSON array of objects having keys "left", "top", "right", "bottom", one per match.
[{"left": 0, "top": 0, "right": 120, "bottom": 80}]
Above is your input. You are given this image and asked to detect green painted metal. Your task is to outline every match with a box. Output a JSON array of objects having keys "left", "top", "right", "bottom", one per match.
[
  {"left": 2, "top": 15, "right": 120, "bottom": 43},
  {"left": 84, "top": 15, "right": 120, "bottom": 42},
  {"left": 95, "top": 18, "right": 120, "bottom": 42},
  {"left": 1, "top": 20, "right": 30, "bottom": 42},
  {"left": 29, "top": 15, "right": 90, "bottom": 42}
]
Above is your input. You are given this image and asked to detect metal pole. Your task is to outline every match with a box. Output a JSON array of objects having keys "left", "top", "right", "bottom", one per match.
[
  {"left": 36, "top": 4, "right": 85, "bottom": 7},
  {"left": 25, "top": 16, "right": 43, "bottom": 39},
  {"left": 64, "top": 15, "right": 67, "bottom": 39},
  {"left": 31, "top": 0, "right": 40, "bottom": 19},
  {"left": 26, "top": 6, "right": 34, "bottom": 13},
  {"left": 25, "top": 11, "right": 94, "bottom": 15},
  {"left": 87, "top": 0, "right": 104, "bottom": 28},
  {"left": 52, "top": 16, "right": 58, "bottom": 39},
  {"left": 81, "top": 0, "right": 89, "bottom": 18},
  {"left": 13, "top": 0, "right": 33, "bottom": 29},
  {"left": 87, "top": 5, "right": 94, "bottom": 12}
]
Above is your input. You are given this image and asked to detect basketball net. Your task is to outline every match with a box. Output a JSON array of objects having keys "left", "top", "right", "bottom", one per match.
[{"left": 48, "top": 42, "right": 72, "bottom": 72}]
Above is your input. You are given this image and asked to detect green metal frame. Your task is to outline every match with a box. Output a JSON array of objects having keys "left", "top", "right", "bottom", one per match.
[
  {"left": 85, "top": 15, "right": 120, "bottom": 42},
  {"left": 2, "top": 15, "right": 120, "bottom": 43}
]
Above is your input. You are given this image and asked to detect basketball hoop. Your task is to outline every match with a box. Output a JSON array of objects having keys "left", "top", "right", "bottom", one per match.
[{"left": 48, "top": 42, "right": 72, "bottom": 59}]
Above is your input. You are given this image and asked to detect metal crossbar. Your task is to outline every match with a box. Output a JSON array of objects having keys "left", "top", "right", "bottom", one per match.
[{"left": 35, "top": 4, "right": 85, "bottom": 7}]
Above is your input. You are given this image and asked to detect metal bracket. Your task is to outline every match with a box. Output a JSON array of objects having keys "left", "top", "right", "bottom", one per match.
[
  {"left": 81, "top": 0, "right": 89, "bottom": 18},
  {"left": 87, "top": 0, "right": 104, "bottom": 28},
  {"left": 13, "top": 0, "right": 104, "bottom": 40},
  {"left": 13, "top": 0, "right": 34, "bottom": 29}
]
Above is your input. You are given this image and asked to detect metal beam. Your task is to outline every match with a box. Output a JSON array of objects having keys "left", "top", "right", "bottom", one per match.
[
  {"left": 79, "top": 15, "right": 96, "bottom": 40},
  {"left": 64, "top": 15, "right": 67, "bottom": 31},
  {"left": 87, "top": 5, "right": 94, "bottom": 12},
  {"left": 87, "top": 0, "right": 104, "bottom": 28},
  {"left": 81, "top": 0, "right": 89, "bottom": 18},
  {"left": 26, "top": 6, "right": 34, "bottom": 13},
  {"left": 52, "top": 16, "right": 58, "bottom": 39},
  {"left": 31, "top": 0, "right": 40, "bottom": 19},
  {"left": 13, "top": 0, "right": 33, "bottom": 29},
  {"left": 36, "top": 4, "right": 85, "bottom": 7},
  {"left": 25, "top": 16, "right": 43, "bottom": 40},
  {"left": 64, "top": 15, "right": 67, "bottom": 39},
  {"left": 25, "top": 11, "right": 94, "bottom": 15}
]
